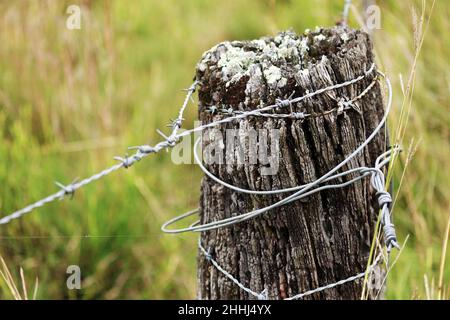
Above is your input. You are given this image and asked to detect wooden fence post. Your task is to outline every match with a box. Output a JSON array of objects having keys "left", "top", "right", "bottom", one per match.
[{"left": 196, "top": 27, "right": 387, "bottom": 300}]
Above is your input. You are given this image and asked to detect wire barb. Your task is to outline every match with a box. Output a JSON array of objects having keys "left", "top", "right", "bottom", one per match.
[
  {"left": 114, "top": 154, "right": 136, "bottom": 169},
  {"left": 166, "top": 118, "right": 184, "bottom": 129},
  {"left": 54, "top": 180, "right": 77, "bottom": 200},
  {"left": 207, "top": 105, "right": 218, "bottom": 114}
]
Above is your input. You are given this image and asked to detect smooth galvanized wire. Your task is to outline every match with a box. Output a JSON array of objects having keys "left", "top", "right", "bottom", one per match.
[
  {"left": 163, "top": 150, "right": 398, "bottom": 233},
  {"left": 161, "top": 68, "right": 399, "bottom": 251},
  {"left": 194, "top": 147, "right": 396, "bottom": 300},
  {"left": 196, "top": 161, "right": 392, "bottom": 299}
]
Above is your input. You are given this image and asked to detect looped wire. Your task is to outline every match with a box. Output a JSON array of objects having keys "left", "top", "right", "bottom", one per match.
[
  {"left": 377, "top": 190, "right": 392, "bottom": 208},
  {"left": 172, "top": 68, "right": 400, "bottom": 299},
  {"left": 161, "top": 70, "right": 398, "bottom": 237},
  {"left": 369, "top": 150, "right": 401, "bottom": 251}
]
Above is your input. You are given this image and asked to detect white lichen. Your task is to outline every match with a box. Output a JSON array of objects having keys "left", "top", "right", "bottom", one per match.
[
  {"left": 340, "top": 33, "right": 350, "bottom": 42},
  {"left": 263, "top": 66, "right": 282, "bottom": 85},
  {"left": 253, "top": 39, "right": 267, "bottom": 50},
  {"left": 202, "top": 30, "right": 315, "bottom": 89},
  {"left": 278, "top": 46, "right": 298, "bottom": 59},
  {"left": 218, "top": 43, "right": 256, "bottom": 84},
  {"left": 314, "top": 34, "right": 327, "bottom": 42},
  {"left": 299, "top": 38, "right": 309, "bottom": 56},
  {"left": 277, "top": 34, "right": 300, "bottom": 59},
  {"left": 197, "top": 61, "right": 207, "bottom": 72},
  {"left": 274, "top": 34, "right": 283, "bottom": 44},
  {"left": 263, "top": 65, "right": 287, "bottom": 88}
]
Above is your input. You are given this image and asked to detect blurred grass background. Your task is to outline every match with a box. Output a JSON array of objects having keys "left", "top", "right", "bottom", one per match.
[{"left": 0, "top": 0, "right": 448, "bottom": 299}]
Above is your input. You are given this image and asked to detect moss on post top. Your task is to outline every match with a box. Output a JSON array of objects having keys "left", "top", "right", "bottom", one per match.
[{"left": 196, "top": 26, "right": 371, "bottom": 111}]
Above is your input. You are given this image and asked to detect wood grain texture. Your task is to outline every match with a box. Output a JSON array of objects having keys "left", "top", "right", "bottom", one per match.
[{"left": 196, "top": 27, "right": 387, "bottom": 300}]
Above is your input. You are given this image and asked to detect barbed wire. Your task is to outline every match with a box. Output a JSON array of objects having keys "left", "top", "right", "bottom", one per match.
[
  {"left": 175, "top": 63, "right": 376, "bottom": 140},
  {"left": 0, "top": 63, "right": 375, "bottom": 226},
  {"left": 0, "top": 61, "right": 399, "bottom": 300},
  {"left": 0, "top": 81, "right": 198, "bottom": 225},
  {"left": 208, "top": 74, "right": 378, "bottom": 119}
]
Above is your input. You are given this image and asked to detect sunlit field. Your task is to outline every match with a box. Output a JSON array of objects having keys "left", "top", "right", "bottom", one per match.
[{"left": 0, "top": 0, "right": 448, "bottom": 299}]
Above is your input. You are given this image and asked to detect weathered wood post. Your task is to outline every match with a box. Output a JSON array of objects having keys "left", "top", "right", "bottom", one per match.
[{"left": 196, "top": 27, "right": 387, "bottom": 300}]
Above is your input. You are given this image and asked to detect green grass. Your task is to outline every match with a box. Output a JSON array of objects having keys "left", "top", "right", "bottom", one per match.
[{"left": 0, "top": 0, "right": 448, "bottom": 299}]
